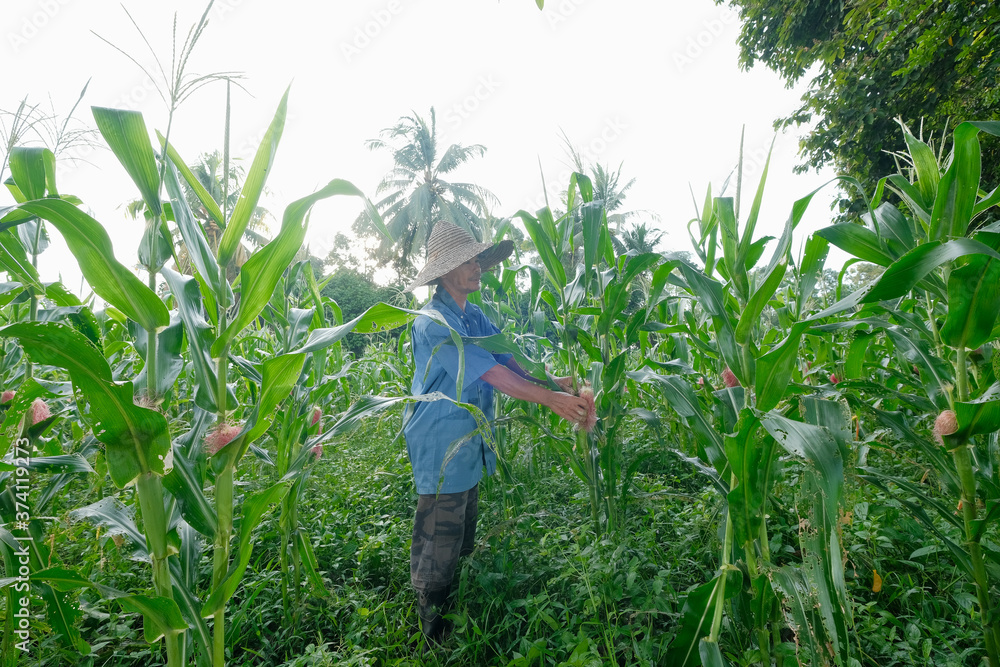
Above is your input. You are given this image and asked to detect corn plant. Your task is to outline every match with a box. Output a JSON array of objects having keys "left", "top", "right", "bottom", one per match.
[
  {"left": 631, "top": 138, "right": 858, "bottom": 666},
  {"left": 815, "top": 121, "right": 1000, "bottom": 666},
  {"left": 0, "top": 81, "right": 404, "bottom": 666}
]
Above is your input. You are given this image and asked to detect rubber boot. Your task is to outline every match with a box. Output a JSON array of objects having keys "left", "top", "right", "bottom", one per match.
[{"left": 417, "top": 586, "right": 450, "bottom": 645}]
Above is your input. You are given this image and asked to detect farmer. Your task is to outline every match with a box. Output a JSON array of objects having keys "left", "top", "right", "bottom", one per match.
[{"left": 403, "top": 221, "right": 590, "bottom": 643}]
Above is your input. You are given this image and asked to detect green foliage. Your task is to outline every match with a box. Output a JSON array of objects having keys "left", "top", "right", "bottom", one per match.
[
  {"left": 723, "top": 0, "right": 1000, "bottom": 201},
  {"left": 320, "top": 269, "right": 405, "bottom": 356}
]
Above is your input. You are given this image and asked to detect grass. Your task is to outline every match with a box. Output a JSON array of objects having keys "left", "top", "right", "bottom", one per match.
[{"left": 13, "top": 399, "right": 992, "bottom": 666}]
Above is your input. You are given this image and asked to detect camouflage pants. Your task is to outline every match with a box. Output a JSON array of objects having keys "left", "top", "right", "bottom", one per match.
[{"left": 410, "top": 485, "right": 479, "bottom": 593}]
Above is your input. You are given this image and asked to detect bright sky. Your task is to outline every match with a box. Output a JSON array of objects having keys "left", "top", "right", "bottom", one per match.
[{"left": 2, "top": 0, "right": 841, "bottom": 293}]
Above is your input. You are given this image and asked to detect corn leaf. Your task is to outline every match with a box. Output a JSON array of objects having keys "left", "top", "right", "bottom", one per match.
[
  {"left": 161, "top": 156, "right": 231, "bottom": 303},
  {"left": 755, "top": 321, "right": 811, "bottom": 412},
  {"left": 0, "top": 228, "right": 42, "bottom": 288},
  {"left": 17, "top": 199, "right": 169, "bottom": 330},
  {"left": 201, "top": 481, "right": 289, "bottom": 617},
  {"left": 725, "top": 409, "right": 767, "bottom": 546},
  {"left": 218, "top": 87, "right": 288, "bottom": 267},
  {"left": 9, "top": 146, "right": 55, "bottom": 200},
  {"left": 158, "top": 132, "right": 224, "bottom": 227},
  {"left": 162, "top": 444, "right": 218, "bottom": 540},
  {"left": 119, "top": 594, "right": 188, "bottom": 643},
  {"left": 900, "top": 127, "right": 940, "bottom": 209},
  {"left": 665, "top": 573, "right": 740, "bottom": 667},
  {"left": 1, "top": 321, "right": 170, "bottom": 487},
  {"left": 92, "top": 107, "right": 161, "bottom": 217},
  {"left": 953, "top": 382, "right": 1000, "bottom": 442},
  {"left": 814, "top": 223, "right": 894, "bottom": 266},
  {"left": 213, "top": 179, "right": 375, "bottom": 356},
  {"left": 161, "top": 267, "right": 232, "bottom": 413},
  {"left": 864, "top": 237, "right": 1000, "bottom": 303}
]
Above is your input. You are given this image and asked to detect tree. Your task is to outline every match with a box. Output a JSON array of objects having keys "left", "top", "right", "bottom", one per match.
[
  {"left": 723, "top": 0, "right": 1000, "bottom": 206},
  {"left": 353, "top": 108, "right": 499, "bottom": 276},
  {"left": 321, "top": 268, "right": 405, "bottom": 356}
]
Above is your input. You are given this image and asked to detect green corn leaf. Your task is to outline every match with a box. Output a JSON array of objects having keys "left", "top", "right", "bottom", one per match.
[
  {"left": 201, "top": 481, "right": 289, "bottom": 617},
  {"left": 953, "top": 382, "right": 1000, "bottom": 441},
  {"left": 162, "top": 444, "right": 217, "bottom": 540},
  {"left": 218, "top": 87, "right": 288, "bottom": 267},
  {"left": 161, "top": 155, "right": 231, "bottom": 303},
  {"left": 119, "top": 594, "right": 188, "bottom": 643},
  {"left": 885, "top": 327, "right": 953, "bottom": 409},
  {"left": 238, "top": 353, "right": 307, "bottom": 448},
  {"left": 16, "top": 199, "right": 169, "bottom": 330},
  {"left": 755, "top": 321, "right": 811, "bottom": 412},
  {"left": 864, "top": 237, "right": 1000, "bottom": 303},
  {"left": 69, "top": 496, "right": 148, "bottom": 559},
  {"left": 285, "top": 308, "right": 315, "bottom": 352},
  {"left": 814, "top": 223, "right": 895, "bottom": 266},
  {"left": 725, "top": 409, "right": 766, "bottom": 546},
  {"left": 716, "top": 197, "right": 744, "bottom": 300},
  {"left": 1, "top": 321, "right": 170, "bottom": 487},
  {"left": 580, "top": 200, "right": 604, "bottom": 278},
  {"left": 131, "top": 315, "right": 184, "bottom": 398},
  {"left": 665, "top": 573, "right": 740, "bottom": 667},
  {"left": 677, "top": 263, "right": 743, "bottom": 383},
  {"left": 736, "top": 135, "right": 775, "bottom": 267},
  {"left": 887, "top": 174, "right": 932, "bottom": 225},
  {"left": 37, "top": 582, "right": 90, "bottom": 654},
  {"left": 213, "top": 179, "right": 375, "bottom": 356},
  {"left": 516, "top": 210, "right": 567, "bottom": 289},
  {"left": 900, "top": 126, "right": 940, "bottom": 209},
  {"left": 160, "top": 267, "right": 231, "bottom": 413},
  {"left": 772, "top": 567, "right": 825, "bottom": 667},
  {"left": 294, "top": 303, "right": 423, "bottom": 354},
  {"left": 735, "top": 258, "right": 786, "bottom": 344},
  {"left": 940, "top": 232, "right": 1000, "bottom": 349},
  {"left": 699, "top": 640, "right": 730, "bottom": 667},
  {"left": 870, "top": 202, "right": 916, "bottom": 254},
  {"left": 628, "top": 369, "right": 727, "bottom": 477},
  {"left": 294, "top": 528, "right": 329, "bottom": 595},
  {"left": 845, "top": 331, "right": 877, "bottom": 379},
  {"left": 158, "top": 132, "right": 224, "bottom": 227},
  {"left": 92, "top": 107, "right": 161, "bottom": 217},
  {"left": 930, "top": 122, "right": 982, "bottom": 241},
  {"left": 0, "top": 228, "right": 42, "bottom": 288},
  {"left": 760, "top": 412, "right": 843, "bottom": 525},
  {"left": 796, "top": 234, "right": 829, "bottom": 318},
  {"left": 9, "top": 146, "right": 56, "bottom": 200}
]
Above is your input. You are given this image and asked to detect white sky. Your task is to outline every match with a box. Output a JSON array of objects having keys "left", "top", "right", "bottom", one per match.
[{"left": 2, "top": 0, "right": 842, "bottom": 294}]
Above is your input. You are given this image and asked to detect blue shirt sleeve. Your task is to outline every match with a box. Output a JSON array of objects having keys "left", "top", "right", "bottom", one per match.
[{"left": 418, "top": 318, "right": 500, "bottom": 391}]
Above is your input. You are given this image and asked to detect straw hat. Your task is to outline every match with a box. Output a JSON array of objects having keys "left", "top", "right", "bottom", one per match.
[{"left": 404, "top": 221, "right": 514, "bottom": 292}]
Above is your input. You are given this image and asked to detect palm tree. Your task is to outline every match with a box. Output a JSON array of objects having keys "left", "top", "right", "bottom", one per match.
[{"left": 354, "top": 108, "right": 499, "bottom": 275}]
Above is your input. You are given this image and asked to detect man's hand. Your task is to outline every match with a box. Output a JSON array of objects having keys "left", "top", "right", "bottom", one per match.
[
  {"left": 553, "top": 375, "right": 575, "bottom": 393},
  {"left": 545, "top": 391, "right": 591, "bottom": 425},
  {"left": 483, "top": 365, "right": 590, "bottom": 425}
]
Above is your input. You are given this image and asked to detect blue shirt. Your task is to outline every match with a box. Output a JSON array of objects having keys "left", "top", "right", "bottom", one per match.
[{"left": 404, "top": 287, "right": 512, "bottom": 494}]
